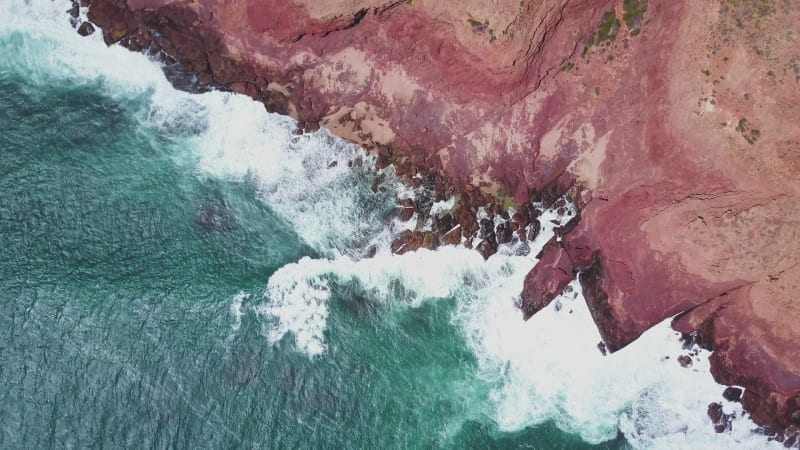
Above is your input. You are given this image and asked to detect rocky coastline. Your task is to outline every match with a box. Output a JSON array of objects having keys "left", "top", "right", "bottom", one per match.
[{"left": 80, "top": 0, "right": 800, "bottom": 438}]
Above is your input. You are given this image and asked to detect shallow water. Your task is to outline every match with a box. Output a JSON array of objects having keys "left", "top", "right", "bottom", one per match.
[{"left": 0, "top": 1, "right": 781, "bottom": 448}]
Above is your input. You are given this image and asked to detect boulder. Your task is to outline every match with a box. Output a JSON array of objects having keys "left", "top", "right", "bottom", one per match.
[{"left": 77, "top": 21, "right": 96, "bottom": 36}]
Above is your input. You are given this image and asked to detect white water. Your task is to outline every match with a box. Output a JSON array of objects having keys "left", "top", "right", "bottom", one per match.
[{"left": 0, "top": 2, "right": 784, "bottom": 448}]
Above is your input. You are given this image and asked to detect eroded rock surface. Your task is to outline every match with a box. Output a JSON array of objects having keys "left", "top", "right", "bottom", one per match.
[{"left": 86, "top": 0, "right": 800, "bottom": 431}]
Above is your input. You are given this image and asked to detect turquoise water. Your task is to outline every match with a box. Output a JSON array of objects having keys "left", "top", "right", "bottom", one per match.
[{"left": 0, "top": 2, "right": 779, "bottom": 449}]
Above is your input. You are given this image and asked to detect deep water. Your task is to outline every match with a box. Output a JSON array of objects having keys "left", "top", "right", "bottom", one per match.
[{"left": 0, "top": 1, "right": 782, "bottom": 449}]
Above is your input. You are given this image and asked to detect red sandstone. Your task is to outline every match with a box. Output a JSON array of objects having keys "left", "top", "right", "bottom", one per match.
[{"left": 86, "top": 0, "right": 800, "bottom": 433}]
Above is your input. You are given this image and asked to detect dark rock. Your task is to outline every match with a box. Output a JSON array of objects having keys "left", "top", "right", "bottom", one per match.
[
  {"left": 555, "top": 210, "right": 581, "bottom": 235},
  {"left": 792, "top": 409, "right": 800, "bottom": 426},
  {"left": 399, "top": 198, "right": 415, "bottom": 221},
  {"left": 391, "top": 230, "right": 411, "bottom": 253},
  {"left": 512, "top": 211, "right": 529, "bottom": 227},
  {"left": 476, "top": 237, "right": 497, "bottom": 259},
  {"left": 479, "top": 217, "right": 494, "bottom": 239},
  {"left": 391, "top": 230, "right": 425, "bottom": 254},
  {"left": 496, "top": 221, "right": 513, "bottom": 245},
  {"left": 514, "top": 241, "right": 530, "bottom": 256},
  {"left": 784, "top": 426, "right": 800, "bottom": 448},
  {"left": 77, "top": 21, "right": 96, "bottom": 36},
  {"left": 441, "top": 225, "right": 461, "bottom": 246},
  {"left": 527, "top": 219, "right": 541, "bottom": 241},
  {"left": 435, "top": 213, "right": 453, "bottom": 234},
  {"left": 597, "top": 341, "right": 608, "bottom": 356},
  {"left": 525, "top": 203, "right": 541, "bottom": 220},
  {"left": 454, "top": 205, "right": 479, "bottom": 238},
  {"left": 708, "top": 402, "right": 733, "bottom": 433},
  {"left": 680, "top": 332, "right": 697, "bottom": 349},
  {"left": 68, "top": 2, "right": 79, "bottom": 18},
  {"left": 723, "top": 387, "right": 743, "bottom": 402},
  {"left": 678, "top": 355, "right": 693, "bottom": 368},
  {"left": 327, "top": 160, "right": 338, "bottom": 168}
]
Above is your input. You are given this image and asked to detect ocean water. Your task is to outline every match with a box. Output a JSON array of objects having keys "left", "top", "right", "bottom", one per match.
[{"left": 0, "top": 1, "right": 783, "bottom": 448}]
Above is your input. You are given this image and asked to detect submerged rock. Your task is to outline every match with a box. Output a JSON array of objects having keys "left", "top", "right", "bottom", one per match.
[{"left": 195, "top": 199, "right": 234, "bottom": 232}]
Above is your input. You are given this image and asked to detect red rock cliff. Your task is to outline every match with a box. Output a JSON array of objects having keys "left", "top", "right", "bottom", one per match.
[{"left": 85, "top": 0, "right": 800, "bottom": 434}]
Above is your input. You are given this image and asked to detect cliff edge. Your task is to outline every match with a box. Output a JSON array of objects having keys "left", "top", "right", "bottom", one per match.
[{"left": 84, "top": 0, "right": 800, "bottom": 435}]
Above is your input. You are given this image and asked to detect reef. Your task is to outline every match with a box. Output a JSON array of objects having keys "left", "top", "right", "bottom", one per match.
[{"left": 82, "top": 0, "right": 800, "bottom": 434}]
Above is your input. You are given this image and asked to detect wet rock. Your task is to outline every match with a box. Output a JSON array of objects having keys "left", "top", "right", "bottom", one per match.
[
  {"left": 783, "top": 426, "right": 800, "bottom": 448},
  {"left": 441, "top": 225, "right": 461, "bottom": 246},
  {"left": 67, "top": 2, "right": 79, "bottom": 18},
  {"left": 496, "top": 221, "right": 513, "bottom": 245},
  {"left": 792, "top": 410, "right": 800, "bottom": 426},
  {"left": 434, "top": 213, "right": 454, "bottom": 234},
  {"left": 678, "top": 355, "right": 693, "bottom": 368},
  {"left": 527, "top": 219, "right": 541, "bottom": 242},
  {"left": 422, "top": 231, "right": 438, "bottom": 250},
  {"left": 399, "top": 198, "right": 415, "bottom": 221},
  {"left": 723, "top": 387, "right": 743, "bottom": 402},
  {"left": 708, "top": 402, "right": 733, "bottom": 433},
  {"left": 476, "top": 237, "right": 497, "bottom": 259},
  {"left": 77, "top": 21, "right": 96, "bottom": 36},
  {"left": 464, "top": 237, "right": 473, "bottom": 249},
  {"left": 597, "top": 341, "right": 608, "bottom": 356},
  {"left": 680, "top": 332, "right": 699, "bottom": 350},
  {"left": 390, "top": 230, "right": 410, "bottom": 253},
  {"left": 520, "top": 238, "right": 573, "bottom": 319},
  {"left": 327, "top": 160, "right": 338, "bottom": 168},
  {"left": 512, "top": 211, "right": 529, "bottom": 228},
  {"left": 479, "top": 217, "right": 494, "bottom": 239},
  {"left": 391, "top": 230, "right": 424, "bottom": 254},
  {"left": 454, "top": 206, "right": 479, "bottom": 238}
]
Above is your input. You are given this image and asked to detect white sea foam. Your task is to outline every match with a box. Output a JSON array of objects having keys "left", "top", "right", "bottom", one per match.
[
  {"left": 188, "top": 93, "right": 403, "bottom": 255},
  {"left": 230, "top": 291, "right": 248, "bottom": 332},
  {"left": 1, "top": 3, "right": 784, "bottom": 448}
]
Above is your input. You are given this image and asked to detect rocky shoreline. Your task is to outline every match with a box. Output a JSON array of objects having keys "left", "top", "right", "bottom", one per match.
[{"left": 81, "top": 0, "right": 800, "bottom": 438}]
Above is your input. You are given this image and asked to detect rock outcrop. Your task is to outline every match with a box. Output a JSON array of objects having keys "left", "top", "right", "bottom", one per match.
[{"left": 85, "top": 0, "right": 800, "bottom": 432}]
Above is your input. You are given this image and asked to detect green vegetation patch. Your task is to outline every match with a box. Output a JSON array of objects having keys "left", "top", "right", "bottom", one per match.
[
  {"left": 735, "top": 118, "right": 761, "bottom": 144},
  {"left": 623, "top": 0, "right": 649, "bottom": 31},
  {"left": 582, "top": 10, "right": 621, "bottom": 56},
  {"left": 466, "top": 17, "right": 497, "bottom": 43}
]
